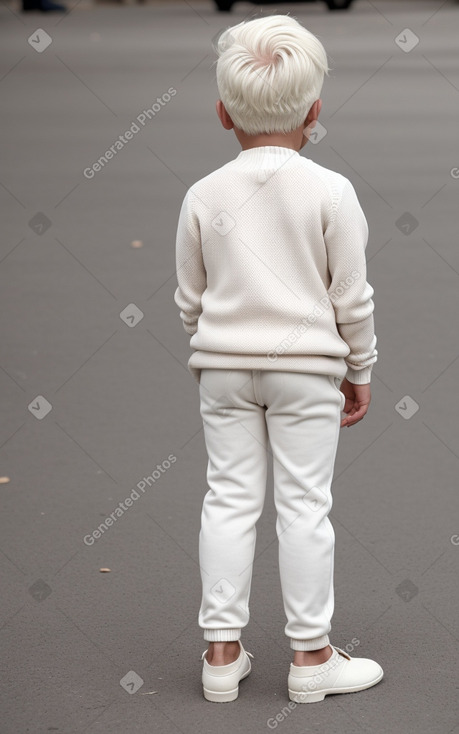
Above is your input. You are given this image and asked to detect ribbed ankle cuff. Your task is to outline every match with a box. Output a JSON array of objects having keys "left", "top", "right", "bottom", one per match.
[
  {"left": 290, "top": 634, "right": 330, "bottom": 651},
  {"left": 203, "top": 629, "right": 242, "bottom": 642}
]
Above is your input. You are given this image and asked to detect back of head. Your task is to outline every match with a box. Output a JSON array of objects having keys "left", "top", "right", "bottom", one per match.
[{"left": 214, "top": 14, "right": 329, "bottom": 136}]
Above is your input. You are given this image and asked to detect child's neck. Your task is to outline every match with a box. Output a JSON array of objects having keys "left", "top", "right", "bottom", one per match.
[{"left": 235, "top": 128, "right": 304, "bottom": 153}]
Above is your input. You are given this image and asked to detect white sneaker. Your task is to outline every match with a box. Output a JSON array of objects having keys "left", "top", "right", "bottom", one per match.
[
  {"left": 201, "top": 640, "right": 254, "bottom": 702},
  {"left": 288, "top": 645, "right": 383, "bottom": 703}
]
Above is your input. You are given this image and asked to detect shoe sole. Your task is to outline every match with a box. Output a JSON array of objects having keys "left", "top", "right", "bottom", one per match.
[
  {"left": 203, "top": 666, "right": 251, "bottom": 702},
  {"left": 288, "top": 669, "right": 384, "bottom": 704}
]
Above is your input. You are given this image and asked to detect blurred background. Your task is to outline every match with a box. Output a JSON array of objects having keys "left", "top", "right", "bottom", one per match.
[{"left": 1, "top": 2, "right": 459, "bottom": 733}]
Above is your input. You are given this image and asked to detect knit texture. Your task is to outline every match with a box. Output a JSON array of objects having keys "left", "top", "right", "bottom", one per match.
[{"left": 174, "top": 146, "right": 377, "bottom": 385}]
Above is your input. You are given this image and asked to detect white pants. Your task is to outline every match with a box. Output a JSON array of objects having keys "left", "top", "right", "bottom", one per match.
[{"left": 197, "top": 368, "right": 345, "bottom": 651}]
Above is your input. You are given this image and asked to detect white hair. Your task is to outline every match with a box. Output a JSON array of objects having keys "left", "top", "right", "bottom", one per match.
[{"left": 214, "top": 14, "right": 329, "bottom": 136}]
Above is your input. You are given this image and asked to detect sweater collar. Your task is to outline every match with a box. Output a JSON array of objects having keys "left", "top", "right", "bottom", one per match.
[{"left": 233, "top": 145, "right": 300, "bottom": 170}]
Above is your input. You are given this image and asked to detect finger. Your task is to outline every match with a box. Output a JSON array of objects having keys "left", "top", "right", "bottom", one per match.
[
  {"left": 342, "top": 405, "right": 357, "bottom": 420},
  {"left": 341, "top": 404, "right": 369, "bottom": 427}
]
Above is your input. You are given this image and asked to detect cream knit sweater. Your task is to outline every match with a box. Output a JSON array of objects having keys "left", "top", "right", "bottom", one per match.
[{"left": 174, "top": 145, "right": 377, "bottom": 385}]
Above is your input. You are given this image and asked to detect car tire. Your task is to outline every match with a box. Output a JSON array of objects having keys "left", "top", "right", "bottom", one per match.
[
  {"left": 215, "top": 0, "right": 234, "bottom": 10},
  {"left": 326, "top": 0, "right": 353, "bottom": 9}
]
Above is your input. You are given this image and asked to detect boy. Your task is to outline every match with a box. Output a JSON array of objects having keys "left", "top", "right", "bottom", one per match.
[{"left": 174, "top": 14, "right": 383, "bottom": 704}]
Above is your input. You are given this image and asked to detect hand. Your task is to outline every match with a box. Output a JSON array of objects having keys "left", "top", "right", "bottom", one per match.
[{"left": 339, "top": 378, "right": 371, "bottom": 428}]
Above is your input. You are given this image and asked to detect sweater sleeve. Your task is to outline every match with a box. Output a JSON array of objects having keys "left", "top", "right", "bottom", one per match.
[
  {"left": 173, "top": 190, "right": 206, "bottom": 336},
  {"left": 324, "top": 179, "right": 378, "bottom": 385}
]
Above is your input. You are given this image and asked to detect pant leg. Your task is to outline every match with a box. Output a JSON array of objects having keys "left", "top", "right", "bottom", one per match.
[
  {"left": 261, "top": 370, "right": 344, "bottom": 651},
  {"left": 198, "top": 368, "right": 269, "bottom": 642}
]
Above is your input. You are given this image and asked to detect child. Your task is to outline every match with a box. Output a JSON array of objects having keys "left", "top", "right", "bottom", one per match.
[{"left": 174, "top": 14, "right": 383, "bottom": 704}]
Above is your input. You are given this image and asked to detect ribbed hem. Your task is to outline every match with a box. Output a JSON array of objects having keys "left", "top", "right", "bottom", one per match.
[
  {"left": 204, "top": 628, "right": 242, "bottom": 642},
  {"left": 234, "top": 145, "right": 301, "bottom": 171},
  {"left": 346, "top": 364, "right": 373, "bottom": 384},
  {"left": 290, "top": 634, "right": 330, "bottom": 651},
  {"left": 189, "top": 350, "right": 348, "bottom": 386}
]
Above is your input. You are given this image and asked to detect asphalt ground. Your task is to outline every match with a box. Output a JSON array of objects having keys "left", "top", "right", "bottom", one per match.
[{"left": 1, "top": 1, "right": 459, "bottom": 732}]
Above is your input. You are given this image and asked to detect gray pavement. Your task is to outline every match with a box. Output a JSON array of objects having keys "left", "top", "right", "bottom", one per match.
[{"left": 1, "top": 1, "right": 459, "bottom": 732}]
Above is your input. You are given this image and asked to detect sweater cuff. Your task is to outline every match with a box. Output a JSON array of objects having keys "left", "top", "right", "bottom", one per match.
[{"left": 345, "top": 364, "right": 373, "bottom": 385}]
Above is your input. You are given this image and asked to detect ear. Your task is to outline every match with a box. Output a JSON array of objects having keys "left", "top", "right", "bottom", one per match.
[
  {"left": 300, "top": 100, "right": 323, "bottom": 149},
  {"left": 216, "top": 100, "right": 234, "bottom": 130},
  {"left": 304, "top": 99, "right": 322, "bottom": 129}
]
